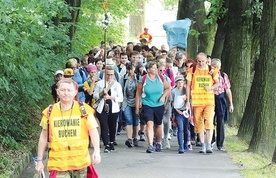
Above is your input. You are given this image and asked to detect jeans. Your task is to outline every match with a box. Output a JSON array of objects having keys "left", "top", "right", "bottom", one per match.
[
  {"left": 123, "top": 106, "right": 139, "bottom": 126},
  {"left": 175, "top": 112, "right": 189, "bottom": 150}
]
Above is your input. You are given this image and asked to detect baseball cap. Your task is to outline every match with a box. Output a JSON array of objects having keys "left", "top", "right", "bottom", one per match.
[
  {"left": 175, "top": 75, "right": 185, "bottom": 82},
  {"left": 55, "top": 70, "right": 64, "bottom": 76},
  {"left": 64, "top": 68, "right": 74, "bottom": 77}
]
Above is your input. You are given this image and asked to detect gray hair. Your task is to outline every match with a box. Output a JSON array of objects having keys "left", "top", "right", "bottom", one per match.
[
  {"left": 145, "top": 61, "right": 156, "bottom": 70},
  {"left": 211, "top": 58, "right": 221, "bottom": 67}
]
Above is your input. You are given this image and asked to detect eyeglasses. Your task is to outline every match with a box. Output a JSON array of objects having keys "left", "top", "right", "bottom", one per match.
[{"left": 159, "top": 69, "right": 165, "bottom": 72}]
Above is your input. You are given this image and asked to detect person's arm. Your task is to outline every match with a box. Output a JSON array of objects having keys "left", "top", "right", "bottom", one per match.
[
  {"left": 226, "top": 88, "right": 234, "bottom": 113},
  {"left": 185, "top": 80, "right": 191, "bottom": 108},
  {"left": 89, "top": 128, "right": 101, "bottom": 165},
  {"left": 135, "top": 83, "right": 143, "bottom": 116},
  {"left": 35, "top": 130, "right": 48, "bottom": 172},
  {"left": 159, "top": 80, "right": 171, "bottom": 103}
]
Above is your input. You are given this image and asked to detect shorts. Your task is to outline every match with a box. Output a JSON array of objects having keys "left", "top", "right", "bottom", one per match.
[
  {"left": 49, "top": 167, "right": 87, "bottom": 178},
  {"left": 193, "top": 105, "right": 215, "bottom": 133},
  {"left": 123, "top": 106, "right": 139, "bottom": 126},
  {"left": 142, "top": 105, "right": 164, "bottom": 125}
]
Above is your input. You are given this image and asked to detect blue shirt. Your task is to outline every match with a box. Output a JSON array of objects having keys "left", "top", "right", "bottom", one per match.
[{"left": 141, "top": 75, "right": 164, "bottom": 107}]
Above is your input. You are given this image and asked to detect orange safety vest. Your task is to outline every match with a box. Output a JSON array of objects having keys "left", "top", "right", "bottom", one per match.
[
  {"left": 47, "top": 103, "right": 91, "bottom": 171},
  {"left": 190, "top": 67, "right": 217, "bottom": 107}
]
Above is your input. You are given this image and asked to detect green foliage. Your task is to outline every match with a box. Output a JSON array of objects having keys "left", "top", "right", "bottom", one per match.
[
  {"left": 71, "top": 0, "right": 144, "bottom": 55},
  {"left": 161, "top": 0, "right": 178, "bottom": 11},
  {"left": 0, "top": 0, "right": 70, "bottom": 149},
  {"left": 204, "top": 0, "right": 228, "bottom": 25},
  {"left": 244, "top": 0, "right": 263, "bottom": 19}
]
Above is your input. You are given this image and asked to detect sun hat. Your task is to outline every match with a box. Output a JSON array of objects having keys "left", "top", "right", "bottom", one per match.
[
  {"left": 63, "top": 68, "right": 74, "bottom": 77},
  {"left": 175, "top": 75, "right": 185, "bottom": 82},
  {"left": 55, "top": 70, "right": 64, "bottom": 76}
]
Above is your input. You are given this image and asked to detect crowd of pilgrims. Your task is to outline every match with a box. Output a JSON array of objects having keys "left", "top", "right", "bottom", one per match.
[{"left": 51, "top": 40, "right": 229, "bottom": 154}]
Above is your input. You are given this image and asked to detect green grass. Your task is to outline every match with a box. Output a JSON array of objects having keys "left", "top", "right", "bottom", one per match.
[{"left": 225, "top": 126, "right": 276, "bottom": 178}]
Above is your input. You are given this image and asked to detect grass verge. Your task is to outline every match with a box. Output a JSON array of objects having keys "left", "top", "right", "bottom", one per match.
[{"left": 225, "top": 126, "right": 276, "bottom": 178}]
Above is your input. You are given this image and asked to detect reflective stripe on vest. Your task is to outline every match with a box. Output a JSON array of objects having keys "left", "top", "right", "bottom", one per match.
[{"left": 191, "top": 69, "right": 215, "bottom": 106}]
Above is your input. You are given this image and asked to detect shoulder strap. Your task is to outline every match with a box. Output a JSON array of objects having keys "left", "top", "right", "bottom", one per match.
[
  {"left": 142, "top": 74, "right": 147, "bottom": 85},
  {"left": 47, "top": 104, "right": 53, "bottom": 142},
  {"left": 158, "top": 74, "right": 164, "bottom": 83}
]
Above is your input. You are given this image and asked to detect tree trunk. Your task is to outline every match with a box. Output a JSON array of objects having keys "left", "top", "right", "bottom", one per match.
[
  {"left": 248, "top": 0, "right": 276, "bottom": 156},
  {"left": 177, "top": 0, "right": 197, "bottom": 58},
  {"left": 52, "top": 0, "right": 81, "bottom": 52},
  {"left": 273, "top": 146, "right": 276, "bottom": 163},
  {"left": 129, "top": 2, "right": 145, "bottom": 41},
  {"left": 211, "top": 0, "right": 229, "bottom": 59},
  {"left": 221, "top": 0, "right": 252, "bottom": 126}
]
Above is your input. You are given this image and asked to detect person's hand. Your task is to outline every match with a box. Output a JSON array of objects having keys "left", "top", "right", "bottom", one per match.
[
  {"left": 35, "top": 161, "right": 44, "bottom": 173},
  {"left": 229, "top": 104, "right": 234, "bottom": 113},
  {"left": 92, "top": 76, "right": 97, "bottom": 82},
  {"left": 91, "top": 152, "right": 101, "bottom": 165},
  {"left": 159, "top": 95, "right": 165, "bottom": 103},
  {"left": 135, "top": 107, "right": 140, "bottom": 117},
  {"left": 185, "top": 101, "right": 190, "bottom": 109},
  {"left": 205, "top": 86, "right": 213, "bottom": 92}
]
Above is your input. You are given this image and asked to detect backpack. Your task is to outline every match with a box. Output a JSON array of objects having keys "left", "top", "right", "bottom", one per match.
[
  {"left": 47, "top": 101, "right": 87, "bottom": 142},
  {"left": 141, "top": 74, "right": 164, "bottom": 85}
]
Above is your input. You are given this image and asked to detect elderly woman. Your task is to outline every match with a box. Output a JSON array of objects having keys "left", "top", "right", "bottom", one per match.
[
  {"left": 93, "top": 66, "right": 123, "bottom": 153},
  {"left": 135, "top": 61, "right": 170, "bottom": 153}
]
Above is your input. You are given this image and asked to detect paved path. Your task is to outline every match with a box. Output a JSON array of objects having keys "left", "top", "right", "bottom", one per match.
[{"left": 21, "top": 131, "right": 242, "bottom": 178}]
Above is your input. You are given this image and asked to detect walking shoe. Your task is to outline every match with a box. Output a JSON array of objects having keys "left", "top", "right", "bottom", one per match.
[
  {"left": 139, "top": 133, "right": 146, "bottom": 141},
  {"left": 173, "top": 129, "right": 177, "bottom": 136},
  {"left": 146, "top": 145, "right": 154, "bottom": 153},
  {"left": 133, "top": 138, "right": 139, "bottom": 147},
  {"left": 206, "top": 143, "right": 213, "bottom": 153},
  {"left": 155, "top": 143, "right": 162, "bottom": 152},
  {"left": 218, "top": 147, "right": 226, "bottom": 152},
  {"left": 199, "top": 143, "right": 206, "bottom": 153},
  {"left": 113, "top": 141, "right": 117, "bottom": 146},
  {"left": 188, "top": 144, "right": 193, "bottom": 151},
  {"left": 164, "top": 140, "right": 170, "bottom": 149},
  {"left": 125, "top": 139, "right": 133, "bottom": 148},
  {"left": 109, "top": 143, "right": 115, "bottom": 152},
  {"left": 104, "top": 145, "right": 110, "bottom": 153}
]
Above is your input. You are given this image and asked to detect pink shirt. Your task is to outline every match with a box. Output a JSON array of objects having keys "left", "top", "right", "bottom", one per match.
[{"left": 215, "top": 72, "right": 231, "bottom": 95}]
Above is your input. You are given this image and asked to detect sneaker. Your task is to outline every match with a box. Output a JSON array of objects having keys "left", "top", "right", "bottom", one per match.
[
  {"left": 173, "top": 129, "right": 177, "bottom": 136},
  {"left": 196, "top": 141, "right": 201, "bottom": 146},
  {"left": 218, "top": 147, "right": 226, "bottom": 152},
  {"left": 104, "top": 145, "right": 110, "bottom": 153},
  {"left": 178, "top": 148, "right": 184, "bottom": 154},
  {"left": 164, "top": 140, "right": 170, "bottom": 149},
  {"left": 109, "top": 143, "right": 115, "bottom": 151},
  {"left": 133, "top": 138, "right": 139, "bottom": 147},
  {"left": 140, "top": 134, "right": 146, "bottom": 141},
  {"left": 125, "top": 139, "right": 133, "bottom": 148},
  {"left": 113, "top": 141, "right": 118, "bottom": 146},
  {"left": 188, "top": 144, "right": 193, "bottom": 151},
  {"left": 206, "top": 143, "right": 213, "bottom": 153},
  {"left": 146, "top": 145, "right": 154, "bottom": 153},
  {"left": 155, "top": 143, "right": 162, "bottom": 152},
  {"left": 199, "top": 143, "right": 206, "bottom": 153},
  {"left": 168, "top": 134, "right": 172, "bottom": 140}
]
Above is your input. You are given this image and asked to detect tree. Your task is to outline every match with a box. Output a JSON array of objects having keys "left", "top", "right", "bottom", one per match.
[
  {"left": 247, "top": 0, "right": 276, "bottom": 156},
  {"left": 221, "top": 0, "right": 253, "bottom": 126}
]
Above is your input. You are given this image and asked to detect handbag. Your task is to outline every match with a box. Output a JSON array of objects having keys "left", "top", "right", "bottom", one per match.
[{"left": 92, "top": 80, "right": 115, "bottom": 109}]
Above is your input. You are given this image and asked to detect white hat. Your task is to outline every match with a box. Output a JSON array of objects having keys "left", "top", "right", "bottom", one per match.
[
  {"left": 105, "top": 58, "right": 115, "bottom": 66},
  {"left": 55, "top": 70, "right": 64, "bottom": 76}
]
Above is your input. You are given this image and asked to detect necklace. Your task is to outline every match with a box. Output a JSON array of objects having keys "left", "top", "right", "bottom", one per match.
[{"left": 60, "top": 102, "right": 74, "bottom": 150}]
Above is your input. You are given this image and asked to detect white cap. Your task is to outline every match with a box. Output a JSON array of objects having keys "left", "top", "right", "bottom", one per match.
[{"left": 55, "top": 70, "right": 64, "bottom": 76}]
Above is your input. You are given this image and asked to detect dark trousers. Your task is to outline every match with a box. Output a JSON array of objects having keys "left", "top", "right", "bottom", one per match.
[
  {"left": 97, "top": 111, "right": 119, "bottom": 146},
  {"left": 215, "top": 115, "right": 225, "bottom": 148}
]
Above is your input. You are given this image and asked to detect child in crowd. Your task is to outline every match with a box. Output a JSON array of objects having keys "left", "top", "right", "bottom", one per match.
[
  {"left": 171, "top": 75, "right": 190, "bottom": 154},
  {"left": 51, "top": 70, "right": 64, "bottom": 103}
]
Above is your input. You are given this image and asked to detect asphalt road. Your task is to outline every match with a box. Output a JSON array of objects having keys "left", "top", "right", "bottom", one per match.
[{"left": 21, "top": 131, "right": 242, "bottom": 178}]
